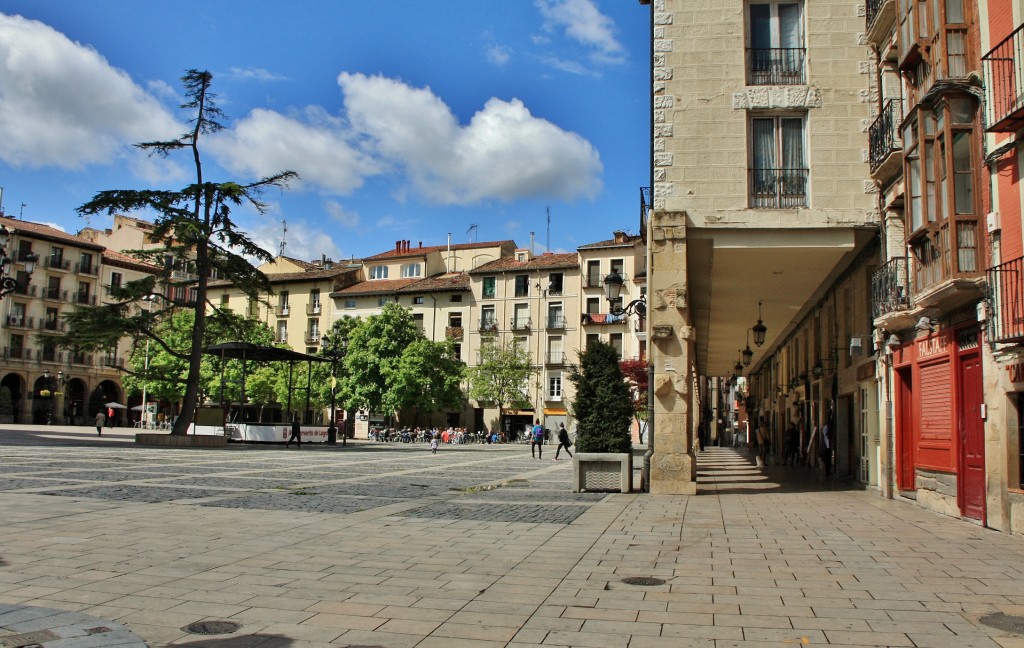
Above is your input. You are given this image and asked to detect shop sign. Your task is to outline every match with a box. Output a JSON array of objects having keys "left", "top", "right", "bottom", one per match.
[
  {"left": 1007, "top": 361, "right": 1024, "bottom": 387},
  {"left": 916, "top": 333, "right": 949, "bottom": 360}
]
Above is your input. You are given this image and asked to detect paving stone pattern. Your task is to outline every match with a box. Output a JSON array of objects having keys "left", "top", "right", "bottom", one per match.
[{"left": 2, "top": 436, "right": 1024, "bottom": 647}]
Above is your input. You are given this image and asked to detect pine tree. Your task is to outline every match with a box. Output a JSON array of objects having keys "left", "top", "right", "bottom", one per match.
[{"left": 569, "top": 341, "right": 633, "bottom": 453}]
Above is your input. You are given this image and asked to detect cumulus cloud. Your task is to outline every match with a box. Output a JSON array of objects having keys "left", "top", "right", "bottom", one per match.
[
  {"left": 338, "top": 72, "right": 602, "bottom": 205},
  {"left": 225, "top": 67, "right": 287, "bottom": 82},
  {"left": 535, "top": 0, "right": 624, "bottom": 62},
  {"left": 0, "top": 13, "right": 181, "bottom": 170},
  {"left": 249, "top": 216, "right": 343, "bottom": 263},
  {"left": 207, "top": 106, "right": 383, "bottom": 194},
  {"left": 325, "top": 200, "right": 360, "bottom": 228},
  {"left": 486, "top": 44, "right": 511, "bottom": 66}
]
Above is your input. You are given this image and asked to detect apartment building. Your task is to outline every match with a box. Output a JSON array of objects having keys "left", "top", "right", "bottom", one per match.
[
  {"left": 0, "top": 216, "right": 155, "bottom": 424},
  {"left": 644, "top": 0, "right": 878, "bottom": 493}
]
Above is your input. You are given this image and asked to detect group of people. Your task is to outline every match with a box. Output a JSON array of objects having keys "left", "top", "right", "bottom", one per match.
[
  {"left": 529, "top": 420, "right": 574, "bottom": 460},
  {"left": 753, "top": 415, "right": 833, "bottom": 474}
]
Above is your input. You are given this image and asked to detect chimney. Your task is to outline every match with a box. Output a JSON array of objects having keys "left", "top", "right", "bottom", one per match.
[
  {"left": 396, "top": 240, "right": 402, "bottom": 253},
  {"left": 418, "top": 241, "right": 422, "bottom": 248}
]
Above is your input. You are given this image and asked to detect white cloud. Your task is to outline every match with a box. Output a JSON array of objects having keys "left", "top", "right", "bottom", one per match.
[
  {"left": 338, "top": 72, "right": 602, "bottom": 205},
  {"left": 207, "top": 106, "right": 383, "bottom": 194},
  {"left": 0, "top": 13, "right": 181, "bottom": 170},
  {"left": 325, "top": 200, "right": 360, "bottom": 228},
  {"left": 225, "top": 67, "right": 287, "bottom": 82},
  {"left": 535, "top": 0, "right": 624, "bottom": 62},
  {"left": 249, "top": 216, "right": 343, "bottom": 264},
  {"left": 539, "top": 56, "right": 594, "bottom": 76},
  {"left": 487, "top": 44, "right": 511, "bottom": 66}
]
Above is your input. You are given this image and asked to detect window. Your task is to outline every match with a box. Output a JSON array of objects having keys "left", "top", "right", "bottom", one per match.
[
  {"left": 77, "top": 281, "right": 91, "bottom": 305},
  {"left": 480, "top": 305, "right": 497, "bottom": 330},
  {"left": 513, "top": 303, "right": 530, "bottom": 329},
  {"left": 548, "top": 272, "right": 564, "bottom": 295},
  {"left": 586, "top": 333, "right": 599, "bottom": 348},
  {"left": 548, "top": 337, "right": 564, "bottom": 364},
  {"left": 17, "top": 241, "right": 32, "bottom": 262},
  {"left": 110, "top": 272, "right": 122, "bottom": 289},
  {"left": 79, "top": 252, "right": 94, "bottom": 274},
  {"left": 344, "top": 299, "right": 356, "bottom": 309},
  {"left": 610, "top": 333, "right": 623, "bottom": 359},
  {"left": 401, "top": 263, "right": 421, "bottom": 278},
  {"left": 220, "top": 294, "right": 230, "bottom": 309},
  {"left": 450, "top": 294, "right": 463, "bottom": 302},
  {"left": 412, "top": 296, "right": 424, "bottom": 305},
  {"left": 586, "top": 297, "right": 601, "bottom": 315},
  {"left": 750, "top": 115, "right": 808, "bottom": 208},
  {"left": 586, "top": 260, "right": 601, "bottom": 287},
  {"left": 517, "top": 252, "right": 528, "bottom": 261},
  {"left": 46, "top": 276, "right": 61, "bottom": 300},
  {"left": 49, "top": 246, "right": 64, "bottom": 270},
  {"left": 307, "top": 319, "right": 320, "bottom": 341},
  {"left": 309, "top": 289, "right": 321, "bottom": 312},
  {"left": 278, "top": 290, "right": 290, "bottom": 314},
  {"left": 378, "top": 297, "right": 390, "bottom": 307},
  {"left": 482, "top": 276, "right": 496, "bottom": 298},
  {"left": 548, "top": 302, "right": 565, "bottom": 328},
  {"left": 44, "top": 307, "right": 58, "bottom": 331},
  {"left": 277, "top": 321, "right": 288, "bottom": 343},
  {"left": 452, "top": 342, "right": 462, "bottom": 360},
  {"left": 610, "top": 259, "right": 624, "bottom": 276},
  {"left": 370, "top": 265, "right": 388, "bottom": 279},
  {"left": 449, "top": 313, "right": 463, "bottom": 328},
  {"left": 548, "top": 374, "right": 563, "bottom": 400},
  {"left": 748, "top": 1, "right": 805, "bottom": 84},
  {"left": 413, "top": 313, "right": 424, "bottom": 332},
  {"left": 514, "top": 274, "right": 529, "bottom": 297}
]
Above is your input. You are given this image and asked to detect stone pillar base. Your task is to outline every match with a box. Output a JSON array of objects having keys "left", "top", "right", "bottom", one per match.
[{"left": 649, "top": 452, "right": 697, "bottom": 494}]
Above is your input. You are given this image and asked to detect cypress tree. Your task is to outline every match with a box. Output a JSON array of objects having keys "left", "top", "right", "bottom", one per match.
[{"left": 569, "top": 341, "right": 633, "bottom": 454}]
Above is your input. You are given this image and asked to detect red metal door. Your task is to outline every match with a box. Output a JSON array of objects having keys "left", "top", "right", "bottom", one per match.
[
  {"left": 958, "top": 351, "right": 985, "bottom": 521},
  {"left": 896, "top": 367, "right": 915, "bottom": 491}
]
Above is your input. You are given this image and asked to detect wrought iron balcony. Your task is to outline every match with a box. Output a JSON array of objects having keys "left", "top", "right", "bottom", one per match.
[
  {"left": 44, "top": 288, "right": 68, "bottom": 301},
  {"left": 869, "top": 99, "right": 902, "bottom": 174},
  {"left": 76, "top": 261, "right": 98, "bottom": 276},
  {"left": 547, "top": 316, "right": 567, "bottom": 330},
  {"left": 3, "top": 346, "right": 30, "bottom": 360},
  {"left": 747, "top": 48, "right": 806, "bottom": 85},
  {"left": 44, "top": 257, "right": 70, "bottom": 271},
  {"left": 305, "top": 331, "right": 320, "bottom": 345},
  {"left": 749, "top": 168, "right": 809, "bottom": 208},
  {"left": 445, "top": 326, "right": 464, "bottom": 339},
  {"left": 275, "top": 304, "right": 290, "bottom": 317},
  {"left": 871, "top": 256, "right": 913, "bottom": 319},
  {"left": 988, "top": 255, "right": 1024, "bottom": 343},
  {"left": 76, "top": 292, "right": 96, "bottom": 306},
  {"left": 546, "top": 352, "right": 565, "bottom": 365},
  {"left": 5, "top": 315, "right": 32, "bottom": 328},
  {"left": 983, "top": 23, "right": 1024, "bottom": 132},
  {"left": 478, "top": 319, "right": 498, "bottom": 333},
  {"left": 306, "top": 301, "right": 322, "bottom": 315},
  {"left": 510, "top": 318, "right": 532, "bottom": 331}
]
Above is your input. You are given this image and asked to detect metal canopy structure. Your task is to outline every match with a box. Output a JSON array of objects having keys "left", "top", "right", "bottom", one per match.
[
  {"left": 203, "top": 342, "right": 327, "bottom": 364},
  {"left": 203, "top": 342, "right": 328, "bottom": 424}
]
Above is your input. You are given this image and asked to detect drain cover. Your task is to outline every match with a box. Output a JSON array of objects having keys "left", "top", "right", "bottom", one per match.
[
  {"left": 182, "top": 620, "right": 242, "bottom": 635},
  {"left": 979, "top": 613, "right": 1024, "bottom": 634},
  {"left": 620, "top": 576, "right": 666, "bottom": 586}
]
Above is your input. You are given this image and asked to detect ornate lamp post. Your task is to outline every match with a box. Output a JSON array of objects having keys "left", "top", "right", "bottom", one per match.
[
  {"left": 321, "top": 333, "right": 349, "bottom": 446},
  {"left": 0, "top": 224, "right": 38, "bottom": 298},
  {"left": 602, "top": 271, "right": 647, "bottom": 319},
  {"left": 42, "top": 369, "right": 64, "bottom": 425}
]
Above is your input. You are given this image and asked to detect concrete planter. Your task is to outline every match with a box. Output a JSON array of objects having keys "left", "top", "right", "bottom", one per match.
[{"left": 572, "top": 452, "right": 632, "bottom": 493}]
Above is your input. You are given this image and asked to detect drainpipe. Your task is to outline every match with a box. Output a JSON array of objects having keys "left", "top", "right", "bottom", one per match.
[{"left": 642, "top": 0, "right": 655, "bottom": 493}]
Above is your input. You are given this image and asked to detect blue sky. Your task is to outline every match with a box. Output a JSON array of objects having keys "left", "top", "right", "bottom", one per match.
[{"left": 0, "top": 1, "right": 650, "bottom": 263}]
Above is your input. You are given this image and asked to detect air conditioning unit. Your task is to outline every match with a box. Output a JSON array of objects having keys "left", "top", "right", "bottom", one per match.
[{"left": 850, "top": 336, "right": 865, "bottom": 356}]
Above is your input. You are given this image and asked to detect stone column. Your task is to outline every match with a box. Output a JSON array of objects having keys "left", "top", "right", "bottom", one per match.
[{"left": 649, "top": 210, "right": 697, "bottom": 494}]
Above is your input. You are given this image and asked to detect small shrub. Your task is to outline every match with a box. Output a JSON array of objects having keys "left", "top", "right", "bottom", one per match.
[{"left": 569, "top": 341, "right": 633, "bottom": 454}]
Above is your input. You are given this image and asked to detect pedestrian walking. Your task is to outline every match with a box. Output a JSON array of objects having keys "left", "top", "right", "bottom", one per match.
[
  {"left": 286, "top": 416, "right": 301, "bottom": 448},
  {"left": 531, "top": 419, "right": 544, "bottom": 459},
  {"left": 430, "top": 434, "right": 439, "bottom": 454},
  {"left": 106, "top": 406, "right": 115, "bottom": 429},
  {"left": 94, "top": 410, "right": 106, "bottom": 436},
  {"left": 554, "top": 422, "right": 573, "bottom": 460}
]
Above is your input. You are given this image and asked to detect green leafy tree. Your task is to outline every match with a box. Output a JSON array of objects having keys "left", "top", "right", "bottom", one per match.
[
  {"left": 570, "top": 341, "right": 633, "bottom": 454},
  {"left": 342, "top": 303, "right": 421, "bottom": 419},
  {"left": 466, "top": 336, "right": 538, "bottom": 428},
  {"left": 315, "top": 316, "right": 361, "bottom": 411},
  {"left": 65, "top": 69, "right": 297, "bottom": 435},
  {"left": 389, "top": 338, "right": 465, "bottom": 422}
]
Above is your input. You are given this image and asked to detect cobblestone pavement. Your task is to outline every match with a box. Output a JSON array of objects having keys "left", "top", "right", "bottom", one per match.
[{"left": 1, "top": 427, "right": 1024, "bottom": 647}]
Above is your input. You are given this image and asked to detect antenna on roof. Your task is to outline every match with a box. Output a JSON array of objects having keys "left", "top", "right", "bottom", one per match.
[
  {"left": 546, "top": 206, "right": 550, "bottom": 253},
  {"left": 467, "top": 223, "right": 478, "bottom": 243},
  {"left": 19, "top": 203, "right": 26, "bottom": 220},
  {"left": 279, "top": 219, "right": 287, "bottom": 257}
]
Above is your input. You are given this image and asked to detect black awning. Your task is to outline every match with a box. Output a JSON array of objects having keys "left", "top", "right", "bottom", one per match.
[{"left": 203, "top": 342, "right": 327, "bottom": 363}]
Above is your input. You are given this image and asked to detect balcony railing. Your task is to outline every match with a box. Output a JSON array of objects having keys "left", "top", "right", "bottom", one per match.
[
  {"left": 40, "top": 319, "right": 64, "bottom": 332},
  {"left": 869, "top": 99, "right": 902, "bottom": 172},
  {"left": 44, "top": 257, "right": 70, "bottom": 271},
  {"left": 511, "top": 318, "right": 532, "bottom": 331},
  {"left": 581, "top": 313, "right": 627, "bottom": 325},
  {"left": 445, "top": 326, "right": 464, "bottom": 340},
  {"left": 988, "top": 255, "right": 1024, "bottom": 343},
  {"left": 747, "top": 48, "right": 806, "bottom": 85},
  {"left": 866, "top": 0, "right": 884, "bottom": 29},
  {"left": 983, "top": 23, "right": 1024, "bottom": 132},
  {"left": 871, "top": 256, "right": 913, "bottom": 319},
  {"left": 275, "top": 304, "right": 290, "bottom": 317},
  {"left": 13, "top": 284, "right": 35, "bottom": 297},
  {"left": 76, "top": 261, "right": 98, "bottom": 276},
  {"left": 478, "top": 319, "right": 498, "bottom": 333},
  {"left": 5, "top": 315, "right": 32, "bottom": 328},
  {"left": 76, "top": 293, "right": 96, "bottom": 306},
  {"left": 275, "top": 333, "right": 288, "bottom": 344},
  {"left": 39, "top": 348, "right": 60, "bottom": 363},
  {"left": 3, "top": 347, "right": 30, "bottom": 360},
  {"left": 44, "top": 288, "right": 68, "bottom": 302},
  {"left": 70, "top": 352, "right": 91, "bottom": 365},
  {"left": 749, "top": 168, "right": 809, "bottom": 208},
  {"left": 546, "top": 352, "right": 565, "bottom": 365},
  {"left": 547, "top": 316, "right": 567, "bottom": 329},
  {"left": 305, "top": 331, "right": 320, "bottom": 345},
  {"left": 306, "top": 301, "right": 322, "bottom": 315},
  {"left": 584, "top": 273, "right": 603, "bottom": 288},
  {"left": 514, "top": 287, "right": 529, "bottom": 298}
]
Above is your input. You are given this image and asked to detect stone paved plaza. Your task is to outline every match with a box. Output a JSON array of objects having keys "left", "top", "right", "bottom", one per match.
[{"left": 1, "top": 426, "right": 1024, "bottom": 647}]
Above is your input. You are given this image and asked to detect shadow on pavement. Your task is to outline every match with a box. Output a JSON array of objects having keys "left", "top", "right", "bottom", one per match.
[{"left": 696, "top": 446, "right": 865, "bottom": 495}]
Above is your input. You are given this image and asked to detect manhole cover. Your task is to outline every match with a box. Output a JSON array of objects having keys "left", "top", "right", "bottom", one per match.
[
  {"left": 182, "top": 620, "right": 242, "bottom": 635},
  {"left": 620, "top": 576, "right": 666, "bottom": 586},
  {"left": 979, "top": 613, "right": 1024, "bottom": 634}
]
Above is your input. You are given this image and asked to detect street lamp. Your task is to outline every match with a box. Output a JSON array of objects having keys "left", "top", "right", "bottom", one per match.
[
  {"left": 322, "top": 333, "right": 349, "bottom": 445},
  {"left": 42, "top": 369, "right": 64, "bottom": 424},
  {"left": 603, "top": 271, "right": 647, "bottom": 319},
  {"left": 752, "top": 300, "right": 767, "bottom": 347},
  {"left": 0, "top": 224, "right": 38, "bottom": 298},
  {"left": 140, "top": 294, "right": 157, "bottom": 429}
]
